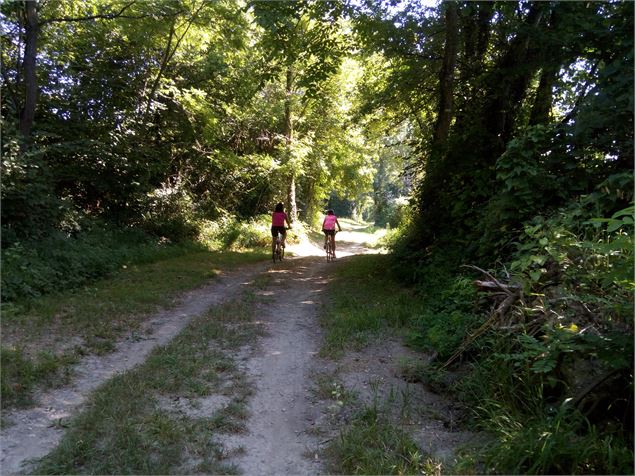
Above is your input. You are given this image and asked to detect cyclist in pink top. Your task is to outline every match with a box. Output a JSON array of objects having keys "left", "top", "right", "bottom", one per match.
[
  {"left": 322, "top": 209, "right": 342, "bottom": 257},
  {"left": 271, "top": 202, "right": 291, "bottom": 254}
]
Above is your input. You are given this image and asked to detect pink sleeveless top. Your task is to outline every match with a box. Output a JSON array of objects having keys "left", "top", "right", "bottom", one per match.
[
  {"left": 272, "top": 212, "right": 286, "bottom": 227},
  {"left": 323, "top": 215, "right": 337, "bottom": 230}
]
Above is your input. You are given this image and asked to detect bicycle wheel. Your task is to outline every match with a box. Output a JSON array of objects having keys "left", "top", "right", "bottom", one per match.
[{"left": 273, "top": 236, "right": 283, "bottom": 263}]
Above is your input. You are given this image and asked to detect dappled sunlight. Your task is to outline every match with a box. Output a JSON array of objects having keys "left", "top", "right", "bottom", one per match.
[{"left": 256, "top": 290, "right": 275, "bottom": 296}]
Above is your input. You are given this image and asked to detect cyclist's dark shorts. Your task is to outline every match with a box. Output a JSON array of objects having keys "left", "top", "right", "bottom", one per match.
[
  {"left": 322, "top": 229, "right": 336, "bottom": 236},
  {"left": 271, "top": 226, "right": 287, "bottom": 237}
]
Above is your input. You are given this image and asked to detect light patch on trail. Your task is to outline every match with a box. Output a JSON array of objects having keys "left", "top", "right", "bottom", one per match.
[
  {"left": 155, "top": 394, "right": 232, "bottom": 419},
  {"left": 0, "top": 262, "right": 270, "bottom": 475}
]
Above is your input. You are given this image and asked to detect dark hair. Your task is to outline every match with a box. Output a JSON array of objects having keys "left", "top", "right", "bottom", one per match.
[
  {"left": 275, "top": 202, "right": 284, "bottom": 213},
  {"left": 327, "top": 209, "right": 334, "bottom": 215}
]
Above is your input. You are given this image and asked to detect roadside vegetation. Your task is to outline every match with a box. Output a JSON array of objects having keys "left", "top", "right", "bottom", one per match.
[{"left": 321, "top": 205, "right": 633, "bottom": 474}]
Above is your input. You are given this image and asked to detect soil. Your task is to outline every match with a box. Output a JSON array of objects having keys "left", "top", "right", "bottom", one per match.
[{"left": 1, "top": 229, "right": 480, "bottom": 475}]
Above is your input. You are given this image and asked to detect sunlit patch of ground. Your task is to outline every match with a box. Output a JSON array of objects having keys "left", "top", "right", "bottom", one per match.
[{"left": 287, "top": 220, "right": 387, "bottom": 258}]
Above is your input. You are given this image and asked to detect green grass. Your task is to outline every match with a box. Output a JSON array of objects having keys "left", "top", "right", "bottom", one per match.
[
  {"left": 1, "top": 249, "right": 267, "bottom": 410},
  {"left": 320, "top": 254, "right": 425, "bottom": 357},
  {"left": 473, "top": 406, "right": 634, "bottom": 475},
  {"left": 0, "top": 348, "right": 78, "bottom": 409},
  {"left": 325, "top": 405, "right": 441, "bottom": 475},
  {"left": 32, "top": 298, "right": 260, "bottom": 475},
  {"left": 320, "top": 253, "right": 485, "bottom": 361}
]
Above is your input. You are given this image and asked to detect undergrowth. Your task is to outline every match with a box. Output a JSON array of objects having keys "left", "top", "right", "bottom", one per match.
[
  {"left": 321, "top": 253, "right": 484, "bottom": 360},
  {"left": 324, "top": 196, "right": 633, "bottom": 474},
  {"left": 1, "top": 215, "right": 274, "bottom": 303},
  {"left": 385, "top": 195, "right": 634, "bottom": 474}
]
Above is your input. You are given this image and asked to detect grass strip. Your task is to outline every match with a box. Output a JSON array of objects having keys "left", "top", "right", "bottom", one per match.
[
  {"left": 1, "top": 249, "right": 267, "bottom": 410},
  {"left": 320, "top": 254, "right": 424, "bottom": 357},
  {"left": 325, "top": 405, "right": 441, "bottom": 475},
  {"left": 32, "top": 297, "right": 262, "bottom": 475}
]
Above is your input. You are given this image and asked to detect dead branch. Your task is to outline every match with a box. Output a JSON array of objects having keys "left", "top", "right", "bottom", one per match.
[
  {"left": 441, "top": 265, "right": 524, "bottom": 369},
  {"left": 462, "top": 264, "right": 521, "bottom": 296}
]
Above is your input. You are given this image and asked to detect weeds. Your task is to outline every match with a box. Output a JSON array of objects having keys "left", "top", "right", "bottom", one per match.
[
  {"left": 325, "top": 405, "right": 441, "bottom": 475},
  {"left": 320, "top": 254, "right": 425, "bottom": 356},
  {"left": 0, "top": 348, "right": 77, "bottom": 409},
  {"left": 33, "top": 299, "right": 258, "bottom": 474}
]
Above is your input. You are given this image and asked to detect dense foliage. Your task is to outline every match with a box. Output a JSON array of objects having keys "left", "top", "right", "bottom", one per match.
[
  {"left": 349, "top": 1, "right": 633, "bottom": 473},
  {"left": 1, "top": 0, "right": 379, "bottom": 300}
]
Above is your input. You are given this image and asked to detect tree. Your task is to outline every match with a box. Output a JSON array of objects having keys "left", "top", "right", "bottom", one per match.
[{"left": 250, "top": 0, "right": 346, "bottom": 222}]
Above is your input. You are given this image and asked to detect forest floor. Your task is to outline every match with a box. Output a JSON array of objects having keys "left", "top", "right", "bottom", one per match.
[{"left": 1, "top": 223, "right": 479, "bottom": 475}]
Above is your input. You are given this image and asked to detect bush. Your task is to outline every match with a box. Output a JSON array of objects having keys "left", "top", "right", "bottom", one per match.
[
  {"left": 406, "top": 274, "right": 484, "bottom": 360},
  {"left": 0, "top": 222, "right": 195, "bottom": 302},
  {"left": 198, "top": 214, "right": 272, "bottom": 250},
  {"left": 140, "top": 186, "right": 199, "bottom": 242}
]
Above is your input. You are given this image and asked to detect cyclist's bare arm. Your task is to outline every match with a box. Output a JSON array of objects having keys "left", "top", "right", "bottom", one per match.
[{"left": 335, "top": 218, "right": 342, "bottom": 232}]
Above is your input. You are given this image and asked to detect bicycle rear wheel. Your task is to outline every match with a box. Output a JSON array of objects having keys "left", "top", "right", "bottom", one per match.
[{"left": 273, "top": 237, "right": 282, "bottom": 263}]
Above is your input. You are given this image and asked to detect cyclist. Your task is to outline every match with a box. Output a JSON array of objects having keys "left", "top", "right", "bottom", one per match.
[
  {"left": 322, "top": 209, "right": 342, "bottom": 258},
  {"left": 271, "top": 202, "right": 291, "bottom": 256}
]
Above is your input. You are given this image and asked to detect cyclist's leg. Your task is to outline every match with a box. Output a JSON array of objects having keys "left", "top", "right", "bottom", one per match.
[
  {"left": 331, "top": 234, "right": 336, "bottom": 257},
  {"left": 281, "top": 230, "right": 286, "bottom": 248},
  {"left": 323, "top": 231, "right": 328, "bottom": 249},
  {"left": 271, "top": 229, "right": 277, "bottom": 255}
]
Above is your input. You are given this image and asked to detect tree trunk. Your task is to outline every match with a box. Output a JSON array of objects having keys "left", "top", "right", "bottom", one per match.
[
  {"left": 433, "top": 1, "right": 458, "bottom": 146},
  {"left": 144, "top": 20, "right": 176, "bottom": 118},
  {"left": 454, "top": 2, "right": 494, "bottom": 132},
  {"left": 284, "top": 66, "right": 298, "bottom": 222},
  {"left": 19, "top": 0, "right": 39, "bottom": 144},
  {"left": 483, "top": 2, "right": 547, "bottom": 152},
  {"left": 529, "top": 66, "right": 557, "bottom": 125}
]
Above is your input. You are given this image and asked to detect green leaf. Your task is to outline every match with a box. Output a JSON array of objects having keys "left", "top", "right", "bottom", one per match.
[{"left": 529, "top": 270, "right": 542, "bottom": 282}]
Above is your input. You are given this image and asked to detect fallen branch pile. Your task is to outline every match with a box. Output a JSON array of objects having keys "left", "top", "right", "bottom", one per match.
[{"left": 441, "top": 265, "right": 523, "bottom": 369}]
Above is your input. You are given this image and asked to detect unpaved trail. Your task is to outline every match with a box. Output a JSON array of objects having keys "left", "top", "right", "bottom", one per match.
[
  {"left": 223, "top": 258, "right": 329, "bottom": 475},
  {"left": 0, "top": 261, "right": 271, "bottom": 475},
  {"left": 1, "top": 228, "right": 478, "bottom": 475}
]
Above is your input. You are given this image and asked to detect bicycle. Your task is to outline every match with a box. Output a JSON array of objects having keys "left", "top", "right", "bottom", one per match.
[
  {"left": 273, "top": 228, "right": 288, "bottom": 263},
  {"left": 325, "top": 231, "right": 336, "bottom": 262}
]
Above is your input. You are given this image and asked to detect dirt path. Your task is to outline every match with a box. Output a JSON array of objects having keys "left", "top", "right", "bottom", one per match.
[
  {"left": 223, "top": 257, "right": 329, "bottom": 475},
  {"left": 0, "top": 261, "right": 271, "bottom": 475},
  {"left": 1, "top": 229, "right": 477, "bottom": 475}
]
